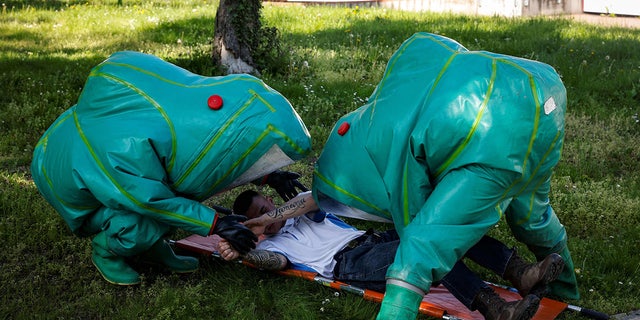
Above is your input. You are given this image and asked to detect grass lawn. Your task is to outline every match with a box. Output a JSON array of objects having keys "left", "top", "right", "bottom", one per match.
[{"left": 1, "top": 1, "right": 639, "bottom": 319}]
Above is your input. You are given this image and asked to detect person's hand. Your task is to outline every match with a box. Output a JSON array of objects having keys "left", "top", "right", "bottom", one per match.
[
  {"left": 217, "top": 239, "right": 241, "bottom": 261},
  {"left": 212, "top": 215, "right": 258, "bottom": 255},
  {"left": 264, "top": 170, "right": 308, "bottom": 201},
  {"left": 243, "top": 217, "right": 267, "bottom": 237}
]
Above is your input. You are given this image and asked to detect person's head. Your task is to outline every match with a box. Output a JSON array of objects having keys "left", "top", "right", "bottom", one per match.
[{"left": 233, "top": 190, "right": 286, "bottom": 235}]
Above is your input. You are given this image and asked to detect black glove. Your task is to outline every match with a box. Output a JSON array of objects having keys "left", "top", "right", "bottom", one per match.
[
  {"left": 212, "top": 215, "right": 257, "bottom": 255},
  {"left": 211, "top": 205, "right": 232, "bottom": 215},
  {"left": 264, "top": 170, "right": 308, "bottom": 201}
]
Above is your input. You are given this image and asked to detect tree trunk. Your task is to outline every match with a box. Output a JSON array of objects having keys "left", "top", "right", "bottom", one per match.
[{"left": 212, "top": 0, "right": 261, "bottom": 75}]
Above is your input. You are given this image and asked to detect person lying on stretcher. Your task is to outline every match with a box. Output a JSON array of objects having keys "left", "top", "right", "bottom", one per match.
[{"left": 217, "top": 190, "right": 565, "bottom": 320}]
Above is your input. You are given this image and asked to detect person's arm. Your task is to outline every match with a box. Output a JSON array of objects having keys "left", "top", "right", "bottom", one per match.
[
  {"left": 244, "top": 191, "right": 318, "bottom": 235},
  {"left": 242, "top": 250, "right": 289, "bottom": 271},
  {"left": 88, "top": 142, "right": 221, "bottom": 237},
  {"left": 91, "top": 143, "right": 256, "bottom": 253},
  {"left": 217, "top": 239, "right": 288, "bottom": 271},
  {"left": 380, "top": 165, "right": 513, "bottom": 319}
]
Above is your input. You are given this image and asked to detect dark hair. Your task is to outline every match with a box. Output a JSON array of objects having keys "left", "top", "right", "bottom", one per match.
[{"left": 233, "top": 190, "right": 260, "bottom": 216}]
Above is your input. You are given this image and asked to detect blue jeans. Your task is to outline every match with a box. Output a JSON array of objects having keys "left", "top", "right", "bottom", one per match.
[
  {"left": 333, "top": 229, "right": 400, "bottom": 292},
  {"left": 333, "top": 232, "right": 514, "bottom": 310},
  {"left": 441, "top": 236, "right": 515, "bottom": 309}
]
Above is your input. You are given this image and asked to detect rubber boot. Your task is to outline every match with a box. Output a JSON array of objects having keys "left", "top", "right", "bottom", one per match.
[
  {"left": 504, "top": 250, "right": 565, "bottom": 298},
  {"left": 471, "top": 287, "right": 540, "bottom": 320},
  {"left": 143, "top": 239, "right": 199, "bottom": 273},
  {"left": 91, "top": 232, "right": 141, "bottom": 285},
  {"left": 546, "top": 245, "right": 580, "bottom": 300}
]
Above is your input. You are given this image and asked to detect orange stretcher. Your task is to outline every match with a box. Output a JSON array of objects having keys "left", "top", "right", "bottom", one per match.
[{"left": 171, "top": 234, "right": 608, "bottom": 320}]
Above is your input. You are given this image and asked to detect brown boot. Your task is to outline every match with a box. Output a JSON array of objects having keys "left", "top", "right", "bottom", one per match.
[
  {"left": 472, "top": 287, "right": 540, "bottom": 320},
  {"left": 504, "top": 251, "right": 565, "bottom": 297}
]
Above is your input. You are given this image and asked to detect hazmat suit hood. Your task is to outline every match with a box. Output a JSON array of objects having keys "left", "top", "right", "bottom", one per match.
[
  {"left": 32, "top": 51, "right": 311, "bottom": 236},
  {"left": 75, "top": 51, "right": 311, "bottom": 200},
  {"left": 313, "top": 32, "right": 565, "bottom": 227}
]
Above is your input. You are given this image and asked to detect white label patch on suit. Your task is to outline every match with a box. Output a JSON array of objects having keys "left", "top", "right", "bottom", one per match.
[{"left": 544, "top": 97, "right": 557, "bottom": 115}]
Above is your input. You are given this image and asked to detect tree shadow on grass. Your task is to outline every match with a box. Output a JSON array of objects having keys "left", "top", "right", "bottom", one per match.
[{"left": 2, "top": 7, "right": 640, "bottom": 171}]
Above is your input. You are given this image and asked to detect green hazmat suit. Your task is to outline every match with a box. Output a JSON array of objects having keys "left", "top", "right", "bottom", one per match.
[
  {"left": 312, "top": 33, "right": 579, "bottom": 317},
  {"left": 32, "top": 51, "right": 311, "bottom": 259}
]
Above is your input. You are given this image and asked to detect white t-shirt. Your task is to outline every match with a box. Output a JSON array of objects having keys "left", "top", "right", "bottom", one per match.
[{"left": 256, "top": 210, "right": 365, "bottom": 277}]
